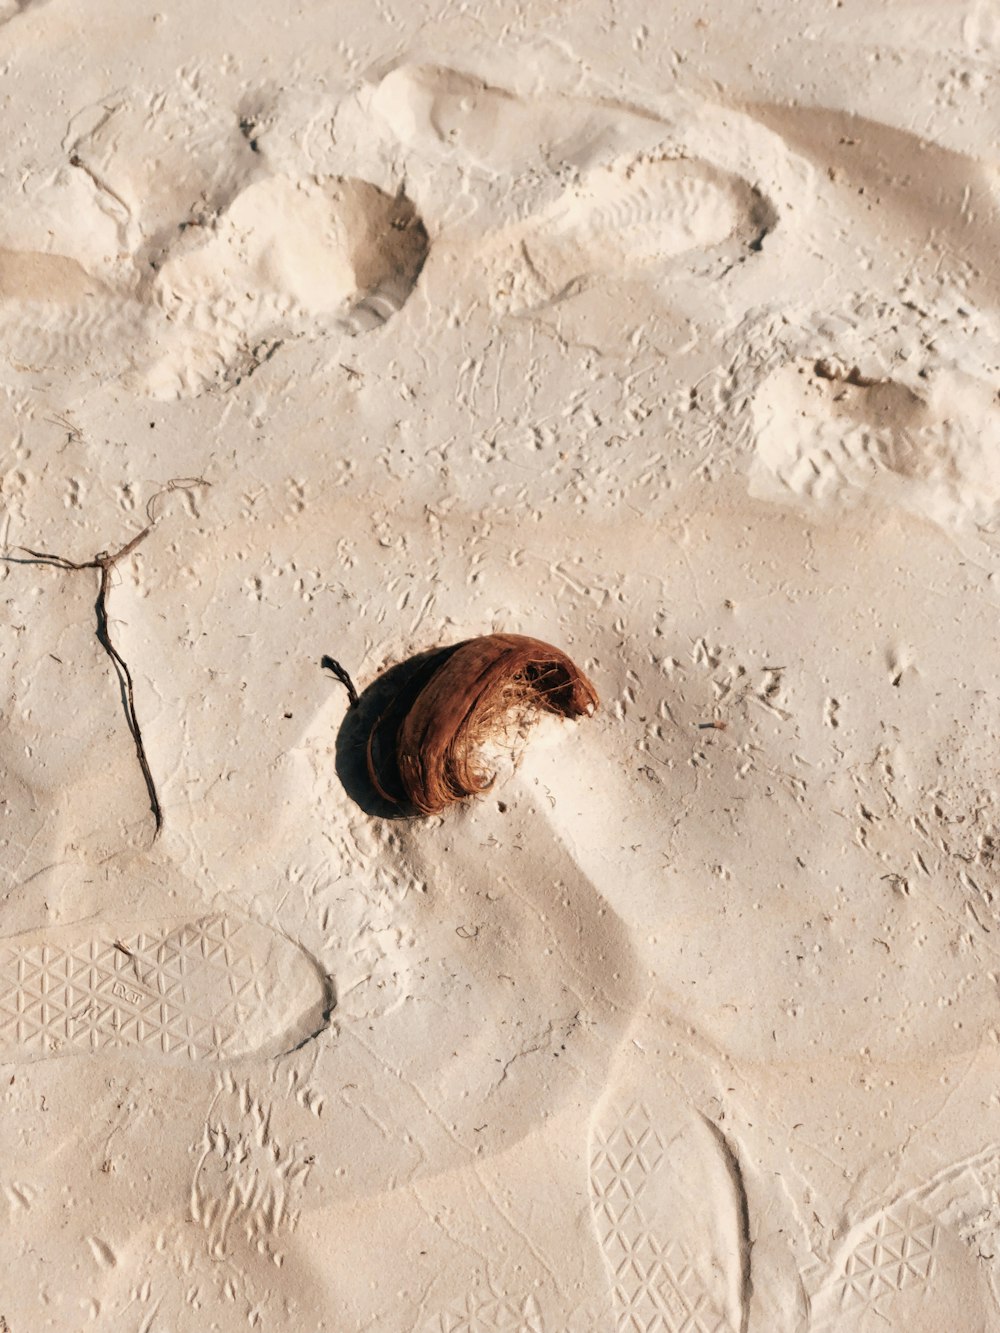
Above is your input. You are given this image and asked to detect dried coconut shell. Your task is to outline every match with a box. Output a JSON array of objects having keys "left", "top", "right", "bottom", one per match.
[{"left": 365, "top": 633, "right": 599, "bottom": 815}]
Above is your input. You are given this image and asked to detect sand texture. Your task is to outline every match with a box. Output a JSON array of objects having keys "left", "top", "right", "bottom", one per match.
[{"left": 3, "top": 1, "right": 1000, "bottom": 1329}]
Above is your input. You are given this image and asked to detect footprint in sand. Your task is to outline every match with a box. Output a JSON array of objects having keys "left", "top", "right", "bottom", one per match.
[
  {"left": 588, "top": 1050, "right": 1000, "bottom": 1332},
  {"left": 588, "top": 1054, "right": 751, "bottom": 1333},
  {"left": 0, "top": 177, "right": 428, "bottom": 396},
  {"left": 0, "top": 73, "right": 789, "bottom": 384},
  {"left": 368, "top": 64, "right": 780, "bottom": 316},
  {"left": 422, "top": 1291, "right": 547, "bottom": 1333},
  {"left": 143, "top": 172, "right": 428, "bottom": 394},
  {"left": 0, "top": 91, "right": 429, "bottom": 396},
  {"left": 749, "top": 356, "right": 1000, "bottom": 535},
  {"left": 0, "top": 914, "right": 332, "bottom": 1063},
  {"left": 482, "top": 153, "right": 773, "bottom": 315},
  {"left": 807, "top": 1143, "right": 1000, "bottom": 1330},
  {"left": 370, "top": 63, "right": 637, "bottom": 177},
  {"left": 0, "top": 251, "right": 145, "bottom": 383}
]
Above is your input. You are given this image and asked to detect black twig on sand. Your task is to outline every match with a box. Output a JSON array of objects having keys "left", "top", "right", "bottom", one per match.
[
  {"left": 7, "top": 478, "right": 208, "bottom": 840},
  {"left": 321, "top": 656, "right": 359, "bottom": 708}
]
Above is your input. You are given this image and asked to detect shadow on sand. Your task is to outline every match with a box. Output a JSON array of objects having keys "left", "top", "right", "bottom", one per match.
[{"left": 325, "top": 645, "right": 464, "bottom": 819}]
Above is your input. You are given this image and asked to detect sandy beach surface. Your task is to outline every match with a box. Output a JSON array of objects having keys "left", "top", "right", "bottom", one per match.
[{"left": 3, "top": 1, "right": 1000, "bottom": 1329}]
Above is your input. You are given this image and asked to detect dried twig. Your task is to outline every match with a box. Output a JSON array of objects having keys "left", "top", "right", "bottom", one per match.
[{"left": 6, "top": 478, "right": 208, "bottom": 839}]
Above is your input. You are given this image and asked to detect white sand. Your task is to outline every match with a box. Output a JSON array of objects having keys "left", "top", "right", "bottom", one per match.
[{"left": 2, "top": 2, "right": 1000, "bottom": 1329}]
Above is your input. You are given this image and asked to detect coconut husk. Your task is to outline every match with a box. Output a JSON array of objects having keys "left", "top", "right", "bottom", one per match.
[{"left": 365, "top": 633, "right": 599, "bottom": 815}]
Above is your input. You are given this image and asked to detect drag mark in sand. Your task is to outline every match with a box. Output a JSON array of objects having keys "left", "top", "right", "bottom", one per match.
[{"left": 191, "top": 1074, "right": 318, "bottom": 1259}]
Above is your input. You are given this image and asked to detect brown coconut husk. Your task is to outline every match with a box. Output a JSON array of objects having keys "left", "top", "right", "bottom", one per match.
[{"left": 365, "top": 633, "right": 599, "bottom": 816}]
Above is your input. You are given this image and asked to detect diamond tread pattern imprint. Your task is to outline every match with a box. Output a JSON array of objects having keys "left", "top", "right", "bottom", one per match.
[{"left": 0, "top": 915, "right": 332, "bottom": 1063}]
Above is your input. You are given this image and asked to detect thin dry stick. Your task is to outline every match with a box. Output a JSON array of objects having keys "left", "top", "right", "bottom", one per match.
[{"left": 9, "top": 479, "right": 208, "bottom": 839}]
